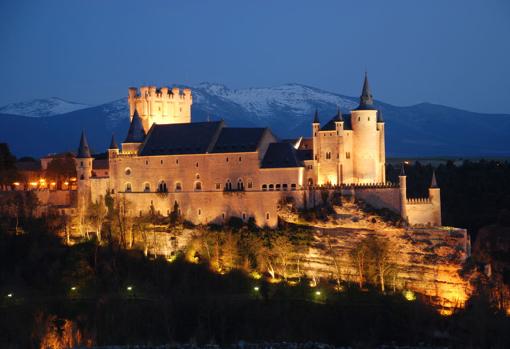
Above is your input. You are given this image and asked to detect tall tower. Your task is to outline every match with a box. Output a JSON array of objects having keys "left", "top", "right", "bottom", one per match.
[
  {"left": 75, "top": 131, "right": 93, "bottom": 210},
  {"left": 428, "top": 171, "right": 442, "bottom": 225},
  {"left": 311, "top": 109, "right": 321, "bottom": 185},
  {"left": 351, "top": 73, "right": 382, "bottom": 183},
  {"left": 128, "top": 86, "right": 193, "bottom": 133},
  {"left": 399, "top": 163, "right": 408, "bottom": 223}
]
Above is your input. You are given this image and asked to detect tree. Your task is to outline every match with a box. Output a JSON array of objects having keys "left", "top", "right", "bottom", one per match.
[
  {"left": 350, "top": 239, "right": 368, "bottom": 289},
  {"left": 365, "top": 235, "right": 393, "bottom": 293},
  {"left": 86, "top": 197, "right": 107, "bottom": 242},
  {"left": 45, "top": 153, "right": 77, "bottom": 189},
  {"left": 269, "top": 235, "right": 295, "bottom": 280},
  {"left": 0, "top": 143, "right": 19, "bottom": 190}
]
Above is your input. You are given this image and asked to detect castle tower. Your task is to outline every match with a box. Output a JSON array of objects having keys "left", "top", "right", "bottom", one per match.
[
  {"left": 377, "top": 110, "right": 386, "bottom": 183},
  {"left": 334, "top": 108, "right": 345, "bottom": 184},
  {"left": 428, "top": 170, "right": 442, "bottom": 225},
  {"left": 128, "top": 86, "right": 192, "bottom": 133},
  {"left": 107, "top": 133, "right": 119, "bottom": 158},
  {"left": 122, "top": 110, "right": 146, "bottom": 154},
  {"left": 75, "top": 131, "right": 93, "bottom": 210},
  {"left": 351, "top": 73, "right": 381, "bottom": 183},
  {"left": 311, "top": 109, "right": 320, "bottom": 186},
  {"left": 399, "top": 163, "right": 408, "bottom": 223}
]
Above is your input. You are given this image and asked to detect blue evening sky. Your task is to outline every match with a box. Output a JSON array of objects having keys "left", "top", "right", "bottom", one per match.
[{"left": 0, "top": 0, "right": 509, "bottom": 113}]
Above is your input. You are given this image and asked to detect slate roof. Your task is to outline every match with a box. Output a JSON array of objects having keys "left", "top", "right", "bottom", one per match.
[
  {"left": 211, "top": 127, "right": 269, "bottom": 153},
  {"left": 296, "top": 149, "right": 313, "bottom": 161},
  {"left": 124, "top": 110, "right": 146, "bottom": 143},
  {"left": 139, "top": 121, "right": 223, "bottom": 156},
  {"left": 356, "top": 72, "right": 377, "bottom": 110},
  {"left": 109, "top": 134, "right": 119, "bottom": 149},
  {"left": 138, "top": 121, "right": 276, "bottom": 156},
  {"left": 261, "top": 142, "right": 302, "bottom": 168},
  {"left": 321, "top": 113, "right": 353, "bottom": 131},
  {"left": 93, "top": 159, "right": 109, "bottom": 169},
  {"left": 77, "top": 131, "right": 92, "bottom": 158}
]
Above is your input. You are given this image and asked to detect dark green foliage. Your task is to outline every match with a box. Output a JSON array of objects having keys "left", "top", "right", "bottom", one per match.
[{"left": 387, "top": 160, "right": 510, "bottom": 240}]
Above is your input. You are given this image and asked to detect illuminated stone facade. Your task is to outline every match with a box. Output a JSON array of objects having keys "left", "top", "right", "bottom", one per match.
[{"left": 76, "top": 75, "right": 442, "bottom": 227}]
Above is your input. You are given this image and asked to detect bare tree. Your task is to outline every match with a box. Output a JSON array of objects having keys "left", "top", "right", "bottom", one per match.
[{"left": 86, "top": 197, "right": 107, "bottom": 242}]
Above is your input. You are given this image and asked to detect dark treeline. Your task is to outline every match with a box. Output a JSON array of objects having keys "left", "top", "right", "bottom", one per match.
[
  {"left": 1, "top": 226, "right": 510, "bottom": 348},
  {"left": 387, "top": 160, "right": 510, "bottom": 240}
]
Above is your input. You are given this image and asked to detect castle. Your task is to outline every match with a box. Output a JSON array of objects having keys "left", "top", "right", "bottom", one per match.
[{"left": 75, "top": 74, "right": 441, "bottom": 227}]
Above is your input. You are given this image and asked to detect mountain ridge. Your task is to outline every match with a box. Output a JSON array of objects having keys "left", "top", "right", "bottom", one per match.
[{"left": 1, "top": 83, "right": 509, "bottom": 158}]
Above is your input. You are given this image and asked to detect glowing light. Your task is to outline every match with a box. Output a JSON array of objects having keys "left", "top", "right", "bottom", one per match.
[
  {"left": 64, "top": 181, "right": 69, "bottom": 185},
  {"left": 12, "top": 182, "right": 20, "bottom": 186},
  {"left": 50, "top": 182, "right": 56, "bottom": 186},
  {"left": 250, "top": 271, "right": 262, "bottom": 280},
  {"left": 70, "top": 177, "right": 77, "bottom": 182},
  {"left": 127, "top": 286, "right": 133, "bottom": 291},
  {"left": 287, "top": 280, "right": 298, "bottom": 286},
  {"left": 253, "top": 286, "right": 260, "bottom": 292},
  {"left": 268, "top": 278, "right": 281, "bottom": 284},
  {"left": 6, "top": 293, "right": 13, "bottom": 298},
  {"left": 403, "top": 290, "right": 416, "bottom": 301},
  {"left": 70, "top": 286, "right": 77, "bottom": 291},
  {"left": 404, "top": 161, "right": 410, "bottom": 165},
  {"left": 439, "top": 308, "right": 454, "bottom": 316},
  {"left": 30, "top": 182, "right": 38, "bottom": 186},
  {"left": 315, "top": 291, "right": 321, "bottom": 296}
]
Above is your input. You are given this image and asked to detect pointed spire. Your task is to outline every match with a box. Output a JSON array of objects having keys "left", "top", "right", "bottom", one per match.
[
  {"left": 334, "top": 106, "right": 343, "bottom": 122},
  {"left": 109, "top": 133, "right": 118, "bottom": 149},
  {"left": 358, "top": 71, "right": 375, "bottom": 109},
  {"left": 77, "top": 130, "right": 92, "bottom": 158},
  {"left": 124, "top": 109, "right": 146, "bottom": 143},
  {"left": 313, "top": 109, "right": 320, "bottom": 124},
  {"left": 430, "top": 170, "right": 438, "bottom": 188},
  {"left": 400, "top": 162, "right": 406, "bottom": 176}
]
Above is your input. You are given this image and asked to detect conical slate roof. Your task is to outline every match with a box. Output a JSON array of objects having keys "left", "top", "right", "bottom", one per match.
[
  {"left": 431, "top": 171, "right": 438, "bottom": 188},
  {"left": 313, "top": 109, "right": 320, "bottom": 124},
  {"left": 109, "top": 134, "right": 119, "bottom": 149},
  {"left": 358, "top": 72, "right": 376, "bottom": 110},
  {"left": 400, "top": 163, "right": 406, "bottom": 176},
  {"left": 77, "top": 131, "right": 92, "bottom": 158},
  {"left": 124, "top": 110, "right": 146, "bottom": 143},
  {"left": 333, "top": 107, "right": 343, "bottom": 122}
]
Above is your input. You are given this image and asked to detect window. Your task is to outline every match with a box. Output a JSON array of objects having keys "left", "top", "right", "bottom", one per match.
[
  {"left": 247, "top": 181, "right": 253, "bottom": 189},
  {"left": 238, "top": 157, "right": 242, "bottom": 162},
  {"left": 237, "top": 179, "right": 244, "bottom": 191},
  {"left": 266, "top": 213, "right": 270, "bottom": 220},
  {"left": 195, "top": 181, "right": 202, "bottom": 191},
  {"left": 269, "top": 184, "right": 274, "bottom": 191},
  {"left": 215, "top": 183, "right": 221, "bottom": 190},
  {"left": 307, "top": 165, "right": 313, "bottom": 170},
  {"left": 326, "top": 152, "right": 332, "bottom": 160},
  {"left": 80, "top": 174, "right": 84, "bottom": 180},
  {"left": 226, "top": 157, "right": 229, "bottom": 162},
  {"left": 242, "top": 213, "right": 246, "bottom": 221},
  {"left": 314, "top": 155, "right": 318, "bottom": 160},
  {"left": 145, "top": 160, "right": 148, "bottom": 165},
  {"left": 282, "top": 184, "right": 288, "bottom": 191},
  {"left": 158, "top": 181, "right": 167, "bottom": 192},
  {"left": 143, "top": 182, "right": 151, "bottom": 192},
  {"left": 198, "top": 209, "right": 201, "bottom": 215},
  {"left": 196, "top": 173, "right": 200, "bottom": 179},
  {"left": 275, "top": 184, "right": 281, "bottom": 191},
  {"left": 262, "top": 184, "right": 267, "bottom": 191},
  {"left": 175, "top": 182, "right": 182, "bottom": 192},
  {"left": 196, "top": 162, "right": 199, "bottom": 167},
  {"left": 225, "top": 179, "right": 232, "bottom": 191},
  {"left": 176, "top": 159, "right": 179, "bottom": 164},
  {"left": 125, "top": 183, "right": 132, "bottom": 192},
  {"left": 125, "top": 168, "right": 131, "bottom": 176},
  {"left": 308, "top": 178, "right": 313, "bottom": 186},
  {"left": 160, "top": 160, "right": 163, "bottom": 164},
  {"left": 80, "top": 161, "right": 83, "bottom": 167},
  {"left": 358, "top": 117, "right": 360, "bottom": 121},
  {"left": 346, "top": 152, "right": 351, "bottom": 159},
  {"left": 291, "top": 183, "right": 297, "bottom": 190}
]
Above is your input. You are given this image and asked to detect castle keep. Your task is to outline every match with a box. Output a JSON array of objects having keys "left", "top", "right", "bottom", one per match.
[{"left": 76, "top": 74, "right": 441, "bottom": 227}]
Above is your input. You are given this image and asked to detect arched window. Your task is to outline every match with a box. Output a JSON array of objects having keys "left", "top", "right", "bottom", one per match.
[
  {"left": 269, "top": 184, "right": 274, "bottom": 191},
  {"left": 237, "top": 178, "right": 244, "bottom": 191},
  {"left": 125, "top": 183, "right": 132, "bottom": 192},
  {"left": 195, "top": 181, "right": 202, "bottom": 191},
  {"left": 225, "top": 179, "right": 232, "bottom": 191},
  {"left": 291, "top": 183, "right": 297, "bottom": 190},
  {"left": 158, "top": 181, "right": 167, "bottom": 193},
  {"left": 143, "top": 182, "right": 151, "bottom": 192},
  {"left": 125, "top": 168, "right": 131, "bottom": 176},
  {"left": 175, "top": 182, "right": 182, "bottom": 192},
  {"left": 275, "top": 184, "right": 281, "bottom": 191},
  {"left": 308, "top": 178, "right": 313, "bottom": 186},
  {"left": 262, "top": 184, "right": 267, "bottom": 191}
]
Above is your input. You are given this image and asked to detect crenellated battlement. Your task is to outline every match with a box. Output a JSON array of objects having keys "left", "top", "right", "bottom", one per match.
[
  {"left": 406, "top": 197, "right": 432, "bottom": 205},
  {"left": 128, "top": 86, "right": 193, "bottom": 133}
]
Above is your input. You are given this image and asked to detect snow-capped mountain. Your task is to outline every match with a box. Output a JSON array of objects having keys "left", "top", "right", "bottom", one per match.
[
  {"left": 0, "top": 97, "right": 90, "bottom": 117},
  {"left": 1, "top": 83, "right": 510, "bottom": 158}
]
